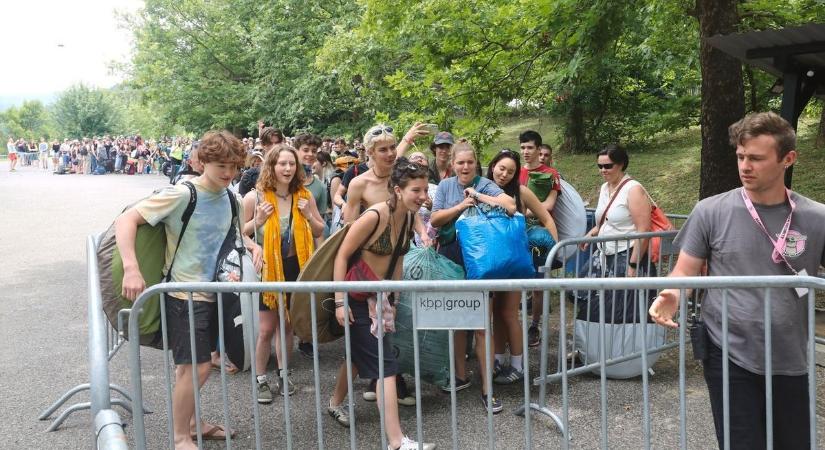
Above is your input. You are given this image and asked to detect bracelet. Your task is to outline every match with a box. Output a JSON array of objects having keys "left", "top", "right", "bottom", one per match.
[
  {"left": 404, "top": 137, "right": 414, "bottom": 145},
  {"left": 628, "top": 261, "right": 638, "bottom": 269},
  {"left": 335, "top": 304, "right": 344, "bottom": 309}
]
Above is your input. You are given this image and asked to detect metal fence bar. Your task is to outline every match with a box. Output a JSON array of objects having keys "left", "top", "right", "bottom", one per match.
[
  {"left": 722, "top": 290, "right": 730, "bottom": 450},
  {"left": 448, "top": 329, "right": 458, "bottom": 450},
  {"left": 187, "top": 292, "right": 204, "bottom": 448},
  {"left": 278, "top": 291, "right": 293, "bottom": 450},
  {"left": 377, "top": 292, "right": 387, "bottom": 450},
  {"left": 411, "top": 292, "right": 424, "bottom": 449},
  {"left": 309, "top": 292, "right": 325, "bottom": 450},
  {"left": 808, "top": 289, "right": 817, "bottom": 450},
  {"left": 121, "top": 275, "right": 825, "bottom": 450},
  {"left": 343, "top": 293, "right": 357, "bottom": 450},
  {"left": 678, "top": 288, "right": 687, "bottom": 450},
  {"left": 521, "top": 290, "right": 532, "bottom": 450},
  {"left": 159, "top": 294, "right": 174, "bottom": 450},
  {"left": 216, "top": 292, "right": 233, "bottom": 448},
  {"left": 764, "top": 289, "right": 773, "bottom": 450},
  {"left": 598, "top": 288, "right": 608, "bottom": 450}
]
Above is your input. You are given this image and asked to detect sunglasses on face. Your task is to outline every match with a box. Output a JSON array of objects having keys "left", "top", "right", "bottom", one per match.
[
  {"left": 597, "top": 163, "right": 615, "bottom": 170},
  {"left": 370, "top": 126, "right": 393, "bottom": 136}
]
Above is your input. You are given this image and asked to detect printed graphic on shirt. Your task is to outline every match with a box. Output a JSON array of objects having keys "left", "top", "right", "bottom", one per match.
[{"left": 781, "top": 230, "right": 807, "bottom": 258}]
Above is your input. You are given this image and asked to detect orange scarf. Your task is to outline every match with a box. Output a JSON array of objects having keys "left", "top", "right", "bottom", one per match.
[{"left": 262, "top": 187, "right": 314, "bottom": 309}]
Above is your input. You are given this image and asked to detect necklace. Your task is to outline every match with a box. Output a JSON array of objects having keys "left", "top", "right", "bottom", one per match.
[
  {"left": 373, "top": 168, "right": 390, "bottom": 179},
  {"left": 275, "top": 191, "right": 291, "bottom": 200}
]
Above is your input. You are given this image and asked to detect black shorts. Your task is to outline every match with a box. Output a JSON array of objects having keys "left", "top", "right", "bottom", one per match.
[
  {"left": 259, "top": 255, "right": 300, "bottom": 311},
  {"left": 348, "top": 300, "right": 399, "bottom": 380},
  {"left": 165, "top": 296, "right": 218, "bottom": 365}
]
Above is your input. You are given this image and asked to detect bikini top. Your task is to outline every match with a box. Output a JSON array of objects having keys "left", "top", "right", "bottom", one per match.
[{"left": 362, "top": 209, "right": 412, "bottom": 256}]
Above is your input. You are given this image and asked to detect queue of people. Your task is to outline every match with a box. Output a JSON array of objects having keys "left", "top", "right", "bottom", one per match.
[{"left": 110, "top": 112, "right": 820, "bottom": 450}]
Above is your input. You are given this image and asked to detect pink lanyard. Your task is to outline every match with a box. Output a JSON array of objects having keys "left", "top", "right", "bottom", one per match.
[{"left": 739, "top": 187, "right": 798, "bottom": 274}]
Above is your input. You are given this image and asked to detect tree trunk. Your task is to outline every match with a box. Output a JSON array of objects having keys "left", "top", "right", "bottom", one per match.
[
  {"left": 562, "top": 103, "right": 587, "bottom": 154},
  {"left": 697, "top": 0, "right": 745, "bottom": 200},
  {"left": 817, "top": 104, "right": 825, "bottom": 148}
]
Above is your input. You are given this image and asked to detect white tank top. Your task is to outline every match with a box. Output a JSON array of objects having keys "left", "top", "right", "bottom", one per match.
[{"left": 594, "top": 176, "right": 641, "bottom": 255}]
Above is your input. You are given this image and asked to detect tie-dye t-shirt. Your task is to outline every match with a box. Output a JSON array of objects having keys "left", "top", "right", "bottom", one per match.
[{"left": 135, "top": 177, "right": 242, "bottom": 302}]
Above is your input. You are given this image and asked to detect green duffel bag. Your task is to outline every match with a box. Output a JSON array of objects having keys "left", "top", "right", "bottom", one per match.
[
  {"left": 99, "top": 182, "right": 196, "bottom": 348},
  {"left": 394, "top": 247, "right": 465, "bottom": 387}
]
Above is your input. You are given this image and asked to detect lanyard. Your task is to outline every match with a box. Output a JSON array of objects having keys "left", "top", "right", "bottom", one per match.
[{"left": 739, "top": 187, "right": 797, "bottom": 274}]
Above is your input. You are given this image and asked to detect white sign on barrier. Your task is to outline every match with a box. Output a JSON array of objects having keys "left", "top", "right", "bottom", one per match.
[{"left": 414, "top": 291, "right": 487, "bottom": 330}]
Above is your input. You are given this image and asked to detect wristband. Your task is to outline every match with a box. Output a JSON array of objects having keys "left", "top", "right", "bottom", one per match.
[
  {"left": 628, "top": 261, "right": 637, "bottom": 269},
  {"left": 404, "top": 137, "right": 414, "bottom": 145}
]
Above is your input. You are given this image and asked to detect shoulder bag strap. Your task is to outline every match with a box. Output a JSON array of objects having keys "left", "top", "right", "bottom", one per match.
[
  {"left": 347, "top": 209, "right": 382, "bottom": 267},
  {"left": 384, "top": 212, "right": 411, "bottom": 280},
  {"left": 597, "top": 178, "right": 632, "bottom": 230},
  {"left": 164, "top": 181, "right": 198, "bottom": 282}
]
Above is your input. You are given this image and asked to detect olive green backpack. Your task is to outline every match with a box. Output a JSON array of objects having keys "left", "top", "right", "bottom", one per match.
[{"left": 99, "top": 182, "right": 197, "bottom": 348}]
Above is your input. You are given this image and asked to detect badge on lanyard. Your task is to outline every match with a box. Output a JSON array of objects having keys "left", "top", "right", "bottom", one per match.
[{"left": 739, "top": 188, "right": 808, "bottom": 297}]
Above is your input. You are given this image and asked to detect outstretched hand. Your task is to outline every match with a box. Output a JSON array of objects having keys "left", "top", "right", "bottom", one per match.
[{"left": 649, "top": 289, "right": 680, "bottom": 329}]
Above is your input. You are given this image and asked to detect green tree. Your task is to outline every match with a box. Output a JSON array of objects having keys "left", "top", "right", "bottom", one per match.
[
  {"left": 0, "top": 100, "right": 53, "bottom": 141},
  {"left": 52, "top": 84, "right": 123, "bottom": 138},
  {"left": 127, "top": 0, "right": 258, "bottom": 134}
]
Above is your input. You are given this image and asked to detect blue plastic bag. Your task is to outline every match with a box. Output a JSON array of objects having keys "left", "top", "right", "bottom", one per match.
[
  {"left": 456, "top": 206, "right": 535, "bottom": 279},
  {"left": 527, "top": 225, "right": 557, "bottom": 271}
]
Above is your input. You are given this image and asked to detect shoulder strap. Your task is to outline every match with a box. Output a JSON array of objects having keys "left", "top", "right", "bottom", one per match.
[
  {"left": 384, "top": 212, "right": 411, "bottom": 279},
  {"left": 347, "top": 209, "right": 381, "bottom": 268},
  {"left": 164, "top": 181, "right": 197, "bottom": 282},
  {"left": 597, "top": 178, "right": 632, "bottom": 230},
  {"left": 358, "top": 209, "right": 382, "bottom": 249}
]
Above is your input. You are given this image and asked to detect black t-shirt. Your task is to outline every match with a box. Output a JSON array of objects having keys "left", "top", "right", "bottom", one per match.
[
  {"left": 341, "top": 163, "right": 369, "bottom": 189},
  {"left": 239, "top": 167, "right": 260, "bottom": 197}
]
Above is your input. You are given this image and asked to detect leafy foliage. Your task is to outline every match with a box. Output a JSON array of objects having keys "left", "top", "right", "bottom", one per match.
[{"left": 52, "top": 84, "right": 123, "bottom": 138}]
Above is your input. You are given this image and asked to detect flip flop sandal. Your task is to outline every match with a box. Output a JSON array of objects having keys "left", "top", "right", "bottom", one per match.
[{"left": 192, "top": 424, "right": 235, "bottom": 441}]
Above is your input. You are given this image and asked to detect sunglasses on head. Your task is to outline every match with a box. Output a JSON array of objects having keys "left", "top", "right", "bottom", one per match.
[
  {"left": 499, "top": 149, "right": 520, "bottom": 159},
  {"left": 370, "top": 126, "right": 393, "bottom": 136},
  {"left": 397, "top": 161, "right": 427, "bottom": 174},
  {"left": 597, "top": 163, "right": 615, "bottom": 170}
]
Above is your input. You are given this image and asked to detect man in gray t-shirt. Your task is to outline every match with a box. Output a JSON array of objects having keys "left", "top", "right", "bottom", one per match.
[{"left": 649, "top": 112, "right": 825, "bottom": 450}]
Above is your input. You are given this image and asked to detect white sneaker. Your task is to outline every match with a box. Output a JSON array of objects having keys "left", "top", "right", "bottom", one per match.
[{"left": 391, "top": 436, "right": 436, "bottom": 450}]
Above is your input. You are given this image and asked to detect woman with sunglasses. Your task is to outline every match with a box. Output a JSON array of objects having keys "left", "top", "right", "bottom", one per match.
[
  {"left": 329, "top": 158, "right": 435, "bottom": 450},
  {"left": 430, "top": 141, "right": 516, "bottom": 414},
  {"left": 582, "top": 144, "right": 653, "bottom": 275},
  {"left": 485, "top": 149, "right": 558, "bottom": 384},
  {"left": 574, "top": 144, "right": 660, "bottom": 377},
  {"left": 242, "top": 145, "right": 326, "bottom": 403}
]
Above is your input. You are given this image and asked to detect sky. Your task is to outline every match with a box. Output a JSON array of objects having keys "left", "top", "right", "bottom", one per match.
[{"left": 0, "top": 0, "right": 142, "bottom": 102}]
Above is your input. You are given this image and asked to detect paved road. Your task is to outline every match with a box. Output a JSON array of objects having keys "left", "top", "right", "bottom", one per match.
[{"left": 1, "top": 162, "right": 822, "bottom": 449}]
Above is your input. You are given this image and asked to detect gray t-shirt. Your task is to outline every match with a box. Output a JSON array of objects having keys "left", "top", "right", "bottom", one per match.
[{"left": 675, "top": 188, "right": 825, "bottom": 375}]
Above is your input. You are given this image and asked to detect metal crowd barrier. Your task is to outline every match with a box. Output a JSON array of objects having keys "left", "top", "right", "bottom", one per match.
[
  {"left": 39, "top": 235, "right": 143, "bottom": 447},
  {"left": 540, "top": 230, "right": 682, "bottom": 377},
  {"left": 122, "top": 275, "right": 822, "bottom": 450}
]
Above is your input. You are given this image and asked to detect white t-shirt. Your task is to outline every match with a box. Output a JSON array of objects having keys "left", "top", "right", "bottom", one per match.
[
  {"left": 7, "top": 142, "right": 17, "bottom": 154},
  {"left": 594, "top": 176, "right": 642, "bottom": 255}
]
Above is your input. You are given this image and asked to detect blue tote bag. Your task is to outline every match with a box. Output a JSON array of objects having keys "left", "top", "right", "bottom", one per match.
[{"left": 456, "top": 205, "right": 535, "bottom": 279}]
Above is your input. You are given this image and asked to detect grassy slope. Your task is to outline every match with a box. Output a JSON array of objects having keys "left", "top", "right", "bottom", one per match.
[{"left": 485, "top": 116, "right": 825, "bottom": 215}]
